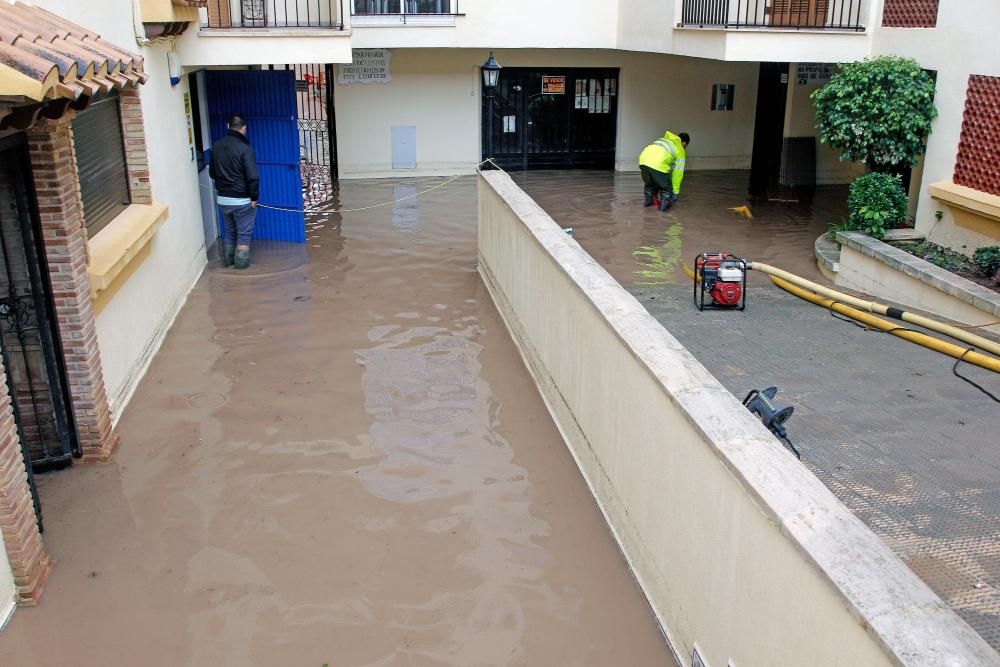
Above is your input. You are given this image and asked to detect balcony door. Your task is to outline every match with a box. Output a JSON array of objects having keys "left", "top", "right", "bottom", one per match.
[{"left": 769, "top": 0, "right": 830, "bottom": 26}]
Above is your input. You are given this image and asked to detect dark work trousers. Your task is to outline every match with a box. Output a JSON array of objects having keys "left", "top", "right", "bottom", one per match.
[
  {"left": 219, "top": 203, "right": 257, "bottom": 247},
  {"left": 640, "top": 165, "right": 673, "bottom": 203}
]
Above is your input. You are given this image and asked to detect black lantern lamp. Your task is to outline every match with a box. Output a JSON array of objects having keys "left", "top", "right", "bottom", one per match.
[{"left": 481, "top": 51, "right": 501, "bottom": 165}]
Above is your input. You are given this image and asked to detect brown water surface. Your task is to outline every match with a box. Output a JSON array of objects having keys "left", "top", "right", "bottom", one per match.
[
  {"left": 513, "top": 170, "right": 847, "bottom": 287},
  {"left": 0, "top": 177, "right": 674, "bottom": 666}
]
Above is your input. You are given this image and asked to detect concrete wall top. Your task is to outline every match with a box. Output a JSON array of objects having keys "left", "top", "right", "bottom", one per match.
[{"left": 479, "top": 167, "right": 1000, "bottom": 667}]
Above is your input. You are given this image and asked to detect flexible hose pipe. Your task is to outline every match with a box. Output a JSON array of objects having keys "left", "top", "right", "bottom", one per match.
[
  {"left": 769, "top": 276, "right": 1000, "bottom": 374},
  {"left": 749, "top": 262, "right": 1000, "bottom": 359}
]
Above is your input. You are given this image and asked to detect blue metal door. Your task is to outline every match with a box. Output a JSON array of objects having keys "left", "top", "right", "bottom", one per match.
[{"left": 206, "top": 70, "right": 305, "bottom": 243}]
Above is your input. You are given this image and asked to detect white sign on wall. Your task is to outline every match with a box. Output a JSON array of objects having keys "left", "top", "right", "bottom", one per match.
[{"left": 338, "top": 49, "right": 392, "bottom": 85}]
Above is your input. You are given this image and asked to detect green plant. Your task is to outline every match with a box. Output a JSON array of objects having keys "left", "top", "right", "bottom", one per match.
[
  {"left": 973, "top": 246, "right": 1000, "bottom": 280},
  {"left": 812, "top": 56, "right": 937, "bottom": 172},
  {"left": 826, "top": 218, "right": 855, "bottom": 243},
  {"left": 847, "top": 173, "right": 908, "bottom": 240}
]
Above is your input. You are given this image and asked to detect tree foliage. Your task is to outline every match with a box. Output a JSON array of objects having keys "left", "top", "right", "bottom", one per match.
[{"left": 812, "top": 56, "right": 937, "bottom": 171}]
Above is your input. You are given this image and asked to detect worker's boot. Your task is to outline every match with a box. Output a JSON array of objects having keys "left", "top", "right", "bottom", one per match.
[
  {"left": 659, "top": 193, "right": 673, "bottom": 212},
  {"left": 234, "top": 247, "right": 251, "bottom": 270},
  {"left": 643, "top": 189, "right": 655, "bottom": 207},
  {"left": 224, "top": 245, "right": 235, "bottom": 267}
]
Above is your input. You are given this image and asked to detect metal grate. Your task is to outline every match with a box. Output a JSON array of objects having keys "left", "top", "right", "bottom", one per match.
[{"left": 780, "top": 137, "right": 817, "bottom": 188}]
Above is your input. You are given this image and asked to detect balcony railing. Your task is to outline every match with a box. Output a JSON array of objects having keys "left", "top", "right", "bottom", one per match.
[
  {"left": 351, "top": 0, "right": 458, "bottom": 17},
  {"left": 679, "top": 0, "right": 865, "bottom": 31},
  {"left": 205, "top": 0, "right": 344, "bottom": 28}
]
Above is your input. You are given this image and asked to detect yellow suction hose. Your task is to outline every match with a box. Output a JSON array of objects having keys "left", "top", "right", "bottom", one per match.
[
  {"left": 767, "top": 275, "right": 1000, "bottom": 374},
  {"left": 749, "top": 262, "right": 1000, "bottom": 359}
]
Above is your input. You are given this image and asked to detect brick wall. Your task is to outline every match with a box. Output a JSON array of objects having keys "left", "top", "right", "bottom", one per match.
[
  {"left": 0, "top": 357, "right": 53, "bottom": 605},
  {"left": 882, "top": 0, "right": 939, "bottom": 27},
  {"left": 954, "top": 75, "right": 1000, "bottom": 198},
  {"left": 27, "top": 116, "right": 118, "bottom": 463},
  {"left": 118, "top": 88, "right": 152, "bottom": 206}
]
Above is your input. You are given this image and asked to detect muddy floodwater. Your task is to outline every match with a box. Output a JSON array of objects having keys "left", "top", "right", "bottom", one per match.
[
  {"left": 0, "top": 177, "right": 675, "bottom": 666},
  {"left": 513, "top": 170, "right": 846, "bottom": 287}
]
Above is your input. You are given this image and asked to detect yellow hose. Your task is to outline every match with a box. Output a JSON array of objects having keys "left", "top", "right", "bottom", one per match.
[
  {"left": 769, "top": 275, "right": 1000, "bottom": 374},
  {"left": 750, "top": 262, "right": 1000, "bottom": 358}
]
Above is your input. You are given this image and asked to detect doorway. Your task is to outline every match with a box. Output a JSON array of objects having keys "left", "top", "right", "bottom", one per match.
[
  {"left": 0, "top": 135, "right": 81, "bottom": 527},
  {"left": 206, "top": 69, "right": 307, "bottom": 242},
  {"left": 483, "top": 68, "right": 619, "bottom": 171},
  {"left": 748, "top": 62, "right": 790, "bottom": 200}
]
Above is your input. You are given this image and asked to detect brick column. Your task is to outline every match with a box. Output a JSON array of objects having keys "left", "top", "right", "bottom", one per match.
[
  {"left": 27, "top": 116, "right": 118, "bottom": 463},
  {"left": 0, "top": 357, "right": 53, "bottom": 605},
  {"left": 118, "top": 87, "right": 153, "bottom": 206}
]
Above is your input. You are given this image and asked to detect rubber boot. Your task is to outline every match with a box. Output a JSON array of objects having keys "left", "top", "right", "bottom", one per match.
[
  {"left": 234, "top": 248, "right": 250, "bottom": 270},
  {"left": 659, "top": 193, "right": 673, "bottom": 212},
  {"left": 224, "top": 245, "right": 235, "bottom": 267},
  {"left": 643, "top": 190, "right": 655, "bottom": 207}
]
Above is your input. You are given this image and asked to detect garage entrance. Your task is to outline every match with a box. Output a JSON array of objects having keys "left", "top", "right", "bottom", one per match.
[{"left": 483, "top": 68, "right": 619, "bottom": 171}]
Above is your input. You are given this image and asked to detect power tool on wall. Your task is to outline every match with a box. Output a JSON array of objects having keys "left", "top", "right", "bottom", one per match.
[
  {"left": 693, "top": 252, "right": 747, "bottom": 311},
  {"left": 742, "top": 386, "right": 800, "bottom": 459}
]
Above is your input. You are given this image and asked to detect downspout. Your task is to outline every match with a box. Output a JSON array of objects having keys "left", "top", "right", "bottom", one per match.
[{"left": 130, "top": 0, "right": 154, "bottom": 47}]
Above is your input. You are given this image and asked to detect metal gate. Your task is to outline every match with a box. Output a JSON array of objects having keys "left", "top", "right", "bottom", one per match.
[
  {"left": 0, "top": 136, "right": 81, "bottom": 529},
  {"left": 483, "top": 68, "right": 619, "bottom": 171},
  {"left": 207, "top": 69, "right": 306, "bottom": 242},
  {"left": 275, "top": 63, "right": 338, "bottom": 209}
]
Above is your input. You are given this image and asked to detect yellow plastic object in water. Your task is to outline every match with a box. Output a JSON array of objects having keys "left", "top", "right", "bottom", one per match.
[{"left": 728, "top": 205, "right": 753, "bottom": 219}]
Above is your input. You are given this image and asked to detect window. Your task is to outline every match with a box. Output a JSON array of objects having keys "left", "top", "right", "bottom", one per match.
[
  {"left": 72, "top": 91, "right": 130, "bottom": 237},
  {"left": 711, "top": 84, "right": 735, "bottom": 111},
  {"left": 353, "top": 0, "right": 451, "bottom": 14}
]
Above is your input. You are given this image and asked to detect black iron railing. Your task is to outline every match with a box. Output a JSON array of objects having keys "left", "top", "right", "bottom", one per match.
[
  {"left": 680, "top": 0, "right": 865, "bottom": 30},
  {"left": 205, "top": 0, "right": 344, "bottom": 28},
  {"left": 352, "top": 0, "right": 458, "bottom": 16}
]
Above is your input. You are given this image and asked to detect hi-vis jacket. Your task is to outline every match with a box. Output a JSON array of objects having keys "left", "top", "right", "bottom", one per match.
[{"left": 638, "top": 131, "right": 687, "bottom": 195}]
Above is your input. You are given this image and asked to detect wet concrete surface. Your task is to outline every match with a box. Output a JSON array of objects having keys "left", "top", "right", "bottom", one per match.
[
  {"left": 516, "top": 170, "right": 1000, "bottom": 654},
  {"left": 0, "top": 178, "right": 675, "bottom": 666},
  {"left": 513, "top": 170, "right": 844, "bottom": 287}
]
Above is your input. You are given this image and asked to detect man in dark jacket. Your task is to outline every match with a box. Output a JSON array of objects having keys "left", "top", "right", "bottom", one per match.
[{"left": 210, "top": 115, "right": 259, "bottom": 269}]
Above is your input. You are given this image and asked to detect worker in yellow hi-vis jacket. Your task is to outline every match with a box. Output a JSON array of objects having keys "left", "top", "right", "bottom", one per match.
[{"left": 638, "top": 131, "right": 689, "bottom": 211}]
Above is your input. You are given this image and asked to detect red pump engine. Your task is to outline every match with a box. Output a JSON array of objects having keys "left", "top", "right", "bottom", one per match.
[{"left": 694, "top": 252, "right": 747, "bottom": 311}]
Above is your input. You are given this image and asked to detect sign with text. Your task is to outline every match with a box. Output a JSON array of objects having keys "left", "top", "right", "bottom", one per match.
[
  {"left": 338, "top": 49, "right": 392, "bottom": 85},
  {"left": 541, "top": 76, "right": 566, "bottom": 94},
  {"left": 796, "top": 62, "right": 834, "bottom": 85}
]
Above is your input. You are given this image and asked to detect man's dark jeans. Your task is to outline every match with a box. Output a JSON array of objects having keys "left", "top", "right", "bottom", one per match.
[
  {"left": 640, "top": 165, "right": 673, "bottom": 203},
  {"left": 219, "top": 203, "right": 256, "bottom": 247}
]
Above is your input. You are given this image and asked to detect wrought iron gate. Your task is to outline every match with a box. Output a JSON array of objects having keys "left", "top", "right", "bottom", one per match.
[
  {"left": 275, "top": 63, "right": 338, "bottom": 208},
  {"left": 0, "top": 136, "right": 80, "bottom": 528},
  {"left": 483, "top": 68, "right": 619, "bottom": 171}
]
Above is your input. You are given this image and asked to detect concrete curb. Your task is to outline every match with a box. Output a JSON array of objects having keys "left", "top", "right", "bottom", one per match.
[{"left": 837, "top": 231, "right": 1000, "bottom": 318}]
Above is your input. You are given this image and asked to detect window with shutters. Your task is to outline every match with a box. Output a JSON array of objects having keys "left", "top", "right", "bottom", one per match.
[{"left": 72, "top": 91, "right": 131, "bottom": 238}]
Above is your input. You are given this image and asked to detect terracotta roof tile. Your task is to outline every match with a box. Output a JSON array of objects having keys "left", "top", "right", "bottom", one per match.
[{"left": 0, "top": 0, "right": 147, "bottom": 103}]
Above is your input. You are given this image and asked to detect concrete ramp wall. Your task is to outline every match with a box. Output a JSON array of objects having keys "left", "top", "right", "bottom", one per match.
[{"left": 477, "top": 170, "right": 999, "bottom": 667}]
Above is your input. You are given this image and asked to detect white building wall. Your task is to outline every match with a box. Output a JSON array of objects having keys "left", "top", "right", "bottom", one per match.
[
  {"left": 32, "top": 1, "right": 209, "bottom": 421},
  {"left": 783, "top": 65, "right": 866, "bottom": 185},
  {"left": 334, "top": 48, "right": 759, "bottom": 178},
  {"left": 347, "top": 0, "right": 619, "bottom": 50},
  {"left": 870, "top": 0, "right": 1000, "bottom": 249},
  {"left": 0, "top": 538, "right": 14, "bottom": 632}
]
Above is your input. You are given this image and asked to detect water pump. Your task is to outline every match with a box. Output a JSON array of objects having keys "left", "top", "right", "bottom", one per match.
[{"left": 693, "top": 252, "right": 747, "bottom": 311}]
